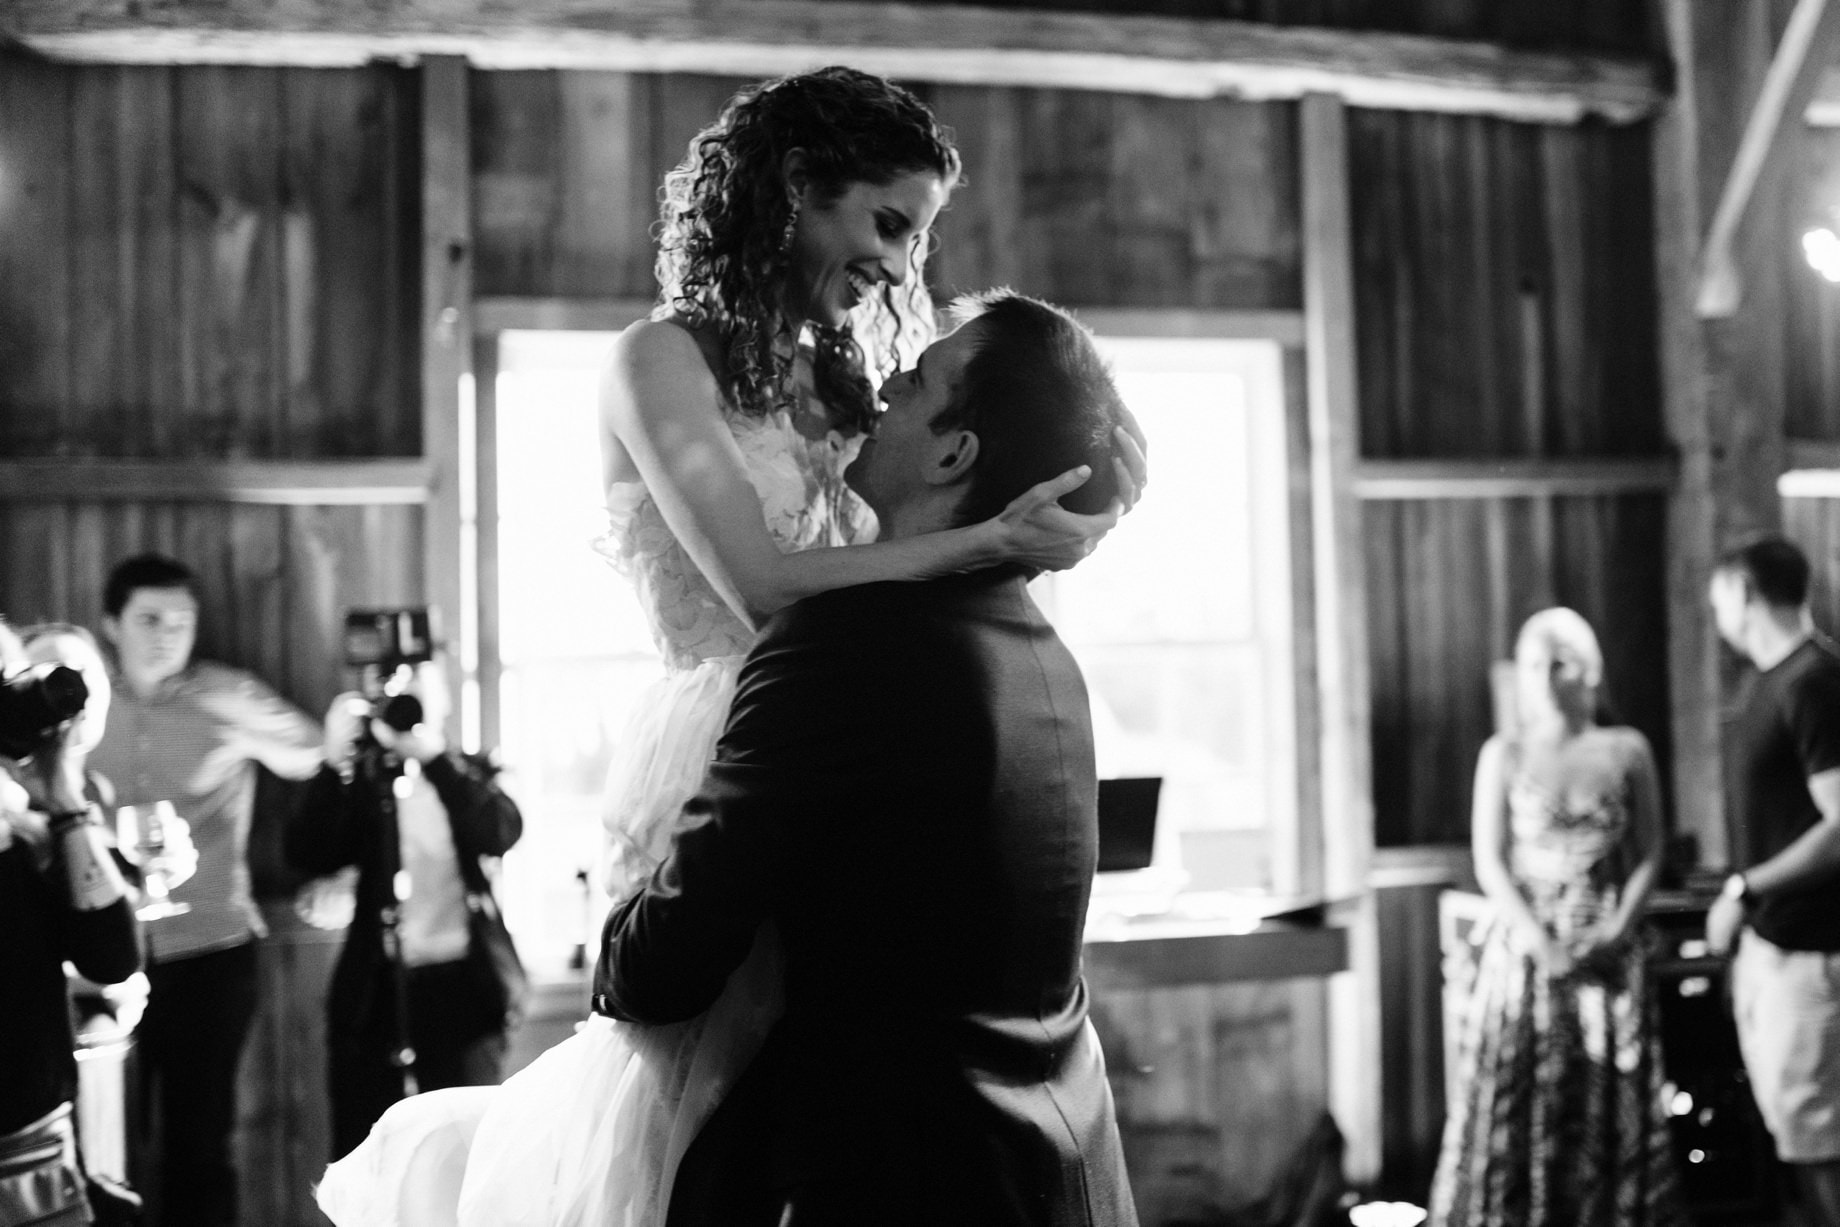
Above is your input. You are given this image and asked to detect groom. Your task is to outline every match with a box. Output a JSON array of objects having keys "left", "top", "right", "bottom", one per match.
[{"left": 594, "top": 290, "right": 1139, "bottom": 1227}]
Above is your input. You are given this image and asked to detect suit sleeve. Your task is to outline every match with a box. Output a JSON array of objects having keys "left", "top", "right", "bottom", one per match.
[{"left": 595, "top": 609, "right": 877, "bottom": 1025}]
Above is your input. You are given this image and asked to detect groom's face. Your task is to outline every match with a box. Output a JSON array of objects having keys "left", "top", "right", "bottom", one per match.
[{"left": 846, "top": 320, "right": 982, "bottom": 522}]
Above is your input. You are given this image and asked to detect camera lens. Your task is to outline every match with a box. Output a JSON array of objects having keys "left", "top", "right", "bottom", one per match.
[
  {"left": 377, "top": 693, "right": 423, "bottom": 733},
  {"left": 0, "top": 664, "right": 89, "bottom": 759}
]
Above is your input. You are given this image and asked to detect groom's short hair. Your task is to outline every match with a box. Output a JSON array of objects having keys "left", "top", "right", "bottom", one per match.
[{"left": 932, "top": 291, "right": 1126, "bottom": 528}]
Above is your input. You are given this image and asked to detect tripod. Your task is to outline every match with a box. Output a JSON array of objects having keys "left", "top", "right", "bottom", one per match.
[{"left": 353, "top": 737, "right": 420, "bottom": 1099}]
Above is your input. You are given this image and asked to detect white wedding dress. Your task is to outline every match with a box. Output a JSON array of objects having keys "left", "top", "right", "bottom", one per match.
[{"left": 315, "top": 402, "right": 873, "bottom": 1227}]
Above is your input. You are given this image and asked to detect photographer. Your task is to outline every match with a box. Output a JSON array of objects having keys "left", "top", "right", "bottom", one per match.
[
  {"left": 0, "top": 618, "right": 140, "bottom": 1227},
  {"left": 284, "top": 651, "right": 526, "bottom": 1160}
]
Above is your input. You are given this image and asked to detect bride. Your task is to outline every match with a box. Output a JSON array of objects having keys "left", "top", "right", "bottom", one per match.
[{"left": 316, "top": 65, "right": 1145, "bottom": 1226}]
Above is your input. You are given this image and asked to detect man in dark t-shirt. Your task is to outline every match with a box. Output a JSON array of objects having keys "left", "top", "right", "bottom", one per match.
[{"left": 1708, "top": 536, "right": 1840, "bottom": 1227}]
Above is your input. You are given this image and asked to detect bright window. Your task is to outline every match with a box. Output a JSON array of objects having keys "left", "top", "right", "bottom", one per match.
[
  {"left": 492, "top": 330, "right": 654, "bottom": 976},
  {"left": 488, "top": 330, "right": 1300, "bottom": 970},
  {"left": 1035, "top": 336, "right": 1296, "bottom": 895}
]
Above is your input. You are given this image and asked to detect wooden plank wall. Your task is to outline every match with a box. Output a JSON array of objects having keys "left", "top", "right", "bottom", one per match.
[
  {"left": 469, "top": 72, "right": 1305, "bottom": 312},
  {"left": 1347, "top": 107, "right": 1667, "bottom": 1201},
  {"left": 0, "top": 48, "right": 426, "bottom": 1227},
  {"left": 1349, "top": 109, "right": 1670, "bottom": 849},
  {"left": 0, "top": 51, "right": 421, "bottom": 460}
]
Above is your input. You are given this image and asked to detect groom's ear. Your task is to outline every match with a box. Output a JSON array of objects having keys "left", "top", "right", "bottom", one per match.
[{"left": 924, "top": 429, "right": 979, "bottom": 487}]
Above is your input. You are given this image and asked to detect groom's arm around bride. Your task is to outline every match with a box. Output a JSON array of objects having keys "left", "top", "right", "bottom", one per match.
[{"left": 595, "top": 291, "right": 1140, "bottom": 1227}]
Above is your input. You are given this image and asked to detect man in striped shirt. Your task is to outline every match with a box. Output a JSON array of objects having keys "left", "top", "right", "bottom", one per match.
[{"left": 87, "top": 554, "right": 324, "bottom": 1227}]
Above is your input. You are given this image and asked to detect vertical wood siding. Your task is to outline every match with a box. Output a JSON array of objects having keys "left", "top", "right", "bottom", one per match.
[
  {"left": 1349, "top": 110, "right": 1669, "bottom": 849},
  {"left": 468, "top": 73, "right": 1304, "bottom": 311},
  {"left": 0, "top": 51, "right": 421, "bottom": 459},
  {"left": 1365, "top": 494, "right": 1671, "bottom": 847},
  {"left": 1350, "top": 110, "right": 1663, "bottom": 460}
]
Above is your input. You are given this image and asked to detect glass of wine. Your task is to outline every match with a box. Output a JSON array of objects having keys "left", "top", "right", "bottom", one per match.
[{"left": 116, "top": 801, "right": 192, "bottom": 921}]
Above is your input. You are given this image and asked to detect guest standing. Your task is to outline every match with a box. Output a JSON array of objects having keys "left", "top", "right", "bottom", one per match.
[
  {"left": 285, "top": 658, "right": 525, "bottom": 1160},
  {"left": 1430, "top": 607, "right": 1683, "bottom": 1227},
  {"left": 86, "top": 554, "right": 324, "bottom": 1227},
  {"left": 0, "top": 618, "right": 141, "bottom": 1227},
  {"left": 1706, "top": 536, "right": 1840, "bottom": 1227}
]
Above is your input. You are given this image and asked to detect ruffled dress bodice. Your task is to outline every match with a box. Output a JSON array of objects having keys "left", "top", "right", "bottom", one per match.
[
  {"left": 597, "top": 408, "right": 874, "bottom": 672},
  {"left": 1504, "top": 762, "right": 1634, "bottom": 946}
]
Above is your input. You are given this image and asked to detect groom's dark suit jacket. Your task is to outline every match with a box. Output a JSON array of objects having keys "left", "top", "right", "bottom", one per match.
[{"left": 593, "top": 564, "right": 1136, "bottom": 1227}]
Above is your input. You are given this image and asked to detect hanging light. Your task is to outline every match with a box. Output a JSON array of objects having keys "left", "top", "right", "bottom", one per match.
[{"left": 1803, "top": 227, "right": 1840, "bottom": 282}]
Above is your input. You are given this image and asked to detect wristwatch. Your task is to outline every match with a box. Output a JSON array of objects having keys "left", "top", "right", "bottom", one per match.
[{"left": 1721, "top": 871, "right": 1754, "bottom": 907}]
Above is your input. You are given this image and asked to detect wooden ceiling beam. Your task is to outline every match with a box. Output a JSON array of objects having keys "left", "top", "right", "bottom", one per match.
[
  {"left": 4, "top": 0, "right": 1662, "bottom": 123},
  {"left": 1696, "top": 0, "right": 1840, "bottom": 317}
]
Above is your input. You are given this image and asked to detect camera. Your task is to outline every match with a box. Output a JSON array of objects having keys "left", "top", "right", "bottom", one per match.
[
  {"left": 344, "top": 608, "right": 435, "bottom": 672},
  {"left": 342, "top": 609, "right": 437, "bottom": 752},
  {"left": 0, "top": 662, "right": 89, "bottom": 760}
]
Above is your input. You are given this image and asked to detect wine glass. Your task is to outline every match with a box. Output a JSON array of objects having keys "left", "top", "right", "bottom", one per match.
[{"left": 116, "top": 801, "right": 192, "bottom": 921}]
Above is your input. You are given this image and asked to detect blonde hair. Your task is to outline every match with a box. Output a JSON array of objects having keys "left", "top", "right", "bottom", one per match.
[{"left": 1514, "top": 606, "right": 1604, "bottom": 684}]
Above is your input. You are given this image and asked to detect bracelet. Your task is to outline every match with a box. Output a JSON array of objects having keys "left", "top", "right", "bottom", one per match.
[{"left": 46, "top": 809, "right": 90, "bottom": 835}]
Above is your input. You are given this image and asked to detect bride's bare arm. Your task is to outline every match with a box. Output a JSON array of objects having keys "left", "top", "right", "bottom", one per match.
[{"left": 603, "top": 321, "right": 1133, "bottom": 628}]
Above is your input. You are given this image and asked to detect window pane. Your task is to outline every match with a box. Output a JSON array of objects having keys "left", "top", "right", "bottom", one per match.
[
  {"left": 493, "top": 331, "right": 657, "bottom": 974},
  {"left": 1041, "top": 337, "right": 1294, "bottom": 895}
]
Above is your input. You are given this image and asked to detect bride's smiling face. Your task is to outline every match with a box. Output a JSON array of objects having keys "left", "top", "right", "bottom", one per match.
[{"left": 783, "top": 170, "right": 950, "bottom": 328}]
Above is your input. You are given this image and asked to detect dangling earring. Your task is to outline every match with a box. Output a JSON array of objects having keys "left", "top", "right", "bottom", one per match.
[{"left": 779, "top": 197, "right": 801, "bottom": 259}]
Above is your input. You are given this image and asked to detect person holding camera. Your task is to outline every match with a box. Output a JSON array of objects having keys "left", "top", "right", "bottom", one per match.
[
  {"left": 285, "top": 656, "right": 526, "bottom": 1160},
  {"left": 0, "top": 618, "right": 142, "bottom": 1227},
  {"left": 85, "top": 554, "right": 324, "bottom": 1227}
]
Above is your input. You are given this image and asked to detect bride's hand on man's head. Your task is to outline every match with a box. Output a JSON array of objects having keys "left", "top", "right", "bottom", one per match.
[
  {"left": 993, "top": 467, "right": 1115, "bottom": 572},
  {"left": 1110, "top": 405, "right": 1149, "bottom": 515},
  {"left": 989, "top": 406, "right": 1149, "bottom": 572}
]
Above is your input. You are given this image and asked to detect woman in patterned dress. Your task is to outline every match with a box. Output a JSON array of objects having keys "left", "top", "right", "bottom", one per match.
[
  {"left": 1429, "top": 607, "right": 1685, "bottom": 1227},
  {"left": 316, "top": 66, "right": 1145, "bottom": 1227}
]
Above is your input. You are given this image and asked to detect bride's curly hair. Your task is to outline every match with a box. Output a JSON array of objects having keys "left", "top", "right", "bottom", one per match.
[{"left": 653, "top": 67, "right": 961, "bottom": 434}]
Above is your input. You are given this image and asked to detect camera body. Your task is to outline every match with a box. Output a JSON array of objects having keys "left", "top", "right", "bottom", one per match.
[
  {"left": 344, "top": 608, "right": 435, "bottom": 673},
  {"left": 341, "top": 609, "right": 438, "bottom": 759},
  {"left": 0, "top": 662, "right": 89, "bottom": 760}
]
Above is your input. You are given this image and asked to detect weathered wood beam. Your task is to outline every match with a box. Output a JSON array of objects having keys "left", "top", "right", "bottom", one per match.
[
  {"left": 421, "top": 53, "right": 474, "bottom": 747},
  {"left": 1301, "top": 91, "right": 1381, "bottom": 1187},
  {"left": 5, "top": 0, "right": 1663, "bottom": 123},
  {"left": 0, "top": 459, "right": 432, "bottom": 503},
  {"left": 1696, "top": 0, "right": 1840, "bottom": 317},
  {"left": 1353, "top": 457, "right": 1676, "bottom": 500},
  {"left": 473, "top": 295, "right": 1310, "bottom": 344},
  {"left": 1081, "top": 924, "right": 1348, "bottom": 991}
]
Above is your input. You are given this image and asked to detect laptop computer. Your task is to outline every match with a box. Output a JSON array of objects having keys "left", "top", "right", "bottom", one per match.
[{"left": 1096, "top": 777, "right": 1161, "bottom": 873}]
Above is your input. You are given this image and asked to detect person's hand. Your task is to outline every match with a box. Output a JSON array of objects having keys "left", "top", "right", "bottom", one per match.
[
  {"left": 990, "top": 467, "right": 1120, "bottom": 571},
  {"left": 294, "top": 867, "right": 358, "bottom": 931},
  {"left": 322, "top": 692, "right": 370, "bottom": 770},
  {"left": 1706, "top": 890, "right": 1745, "bottom": 957},
  {"left": 137, "top": 813, "right": 198, "bottom": 892},
  {"left": 1110, "top": 408, "right": 1149, "bottom": 515},
  {"left": 369, "top": 718, "right": 446, "bottom": 765},
  {"left": 6, "top": 722, "right": 89, "bottom": 816},
  {"left": 1509, "top": 919, "right": 1572, "bottom": 977},
  {"left": 1569, "top": 923, "right": 1629, "bottom": 976}
]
